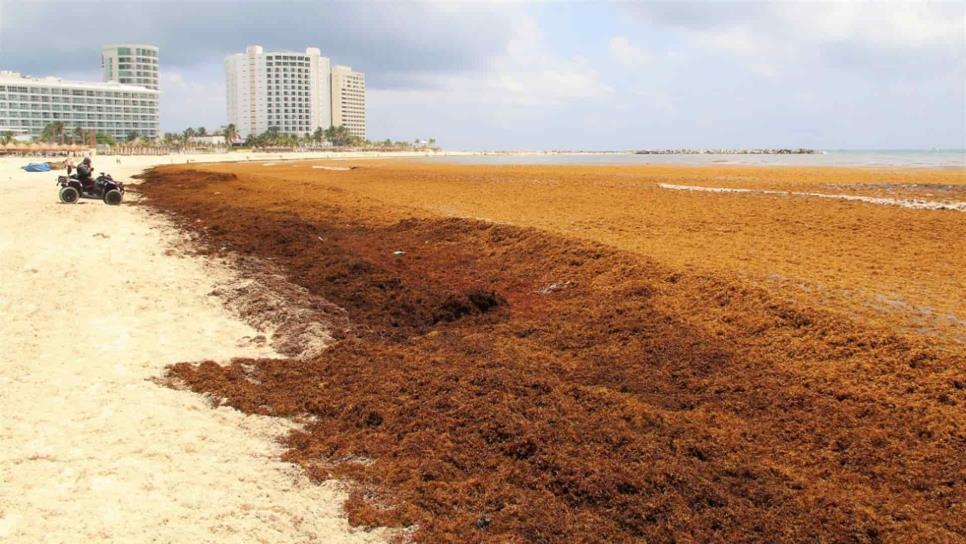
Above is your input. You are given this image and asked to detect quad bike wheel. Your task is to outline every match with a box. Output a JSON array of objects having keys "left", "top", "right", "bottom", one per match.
[
  {"left": 103, "top": 189, "right": 123, "bottom": 206},
  {"left": 59, "top": 186, "right": 80, "bottom": 204}
]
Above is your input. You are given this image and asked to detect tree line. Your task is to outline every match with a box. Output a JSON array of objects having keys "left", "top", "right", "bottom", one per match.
[{"left": 10, "top": 122, "right": 438, "bottom": 151}]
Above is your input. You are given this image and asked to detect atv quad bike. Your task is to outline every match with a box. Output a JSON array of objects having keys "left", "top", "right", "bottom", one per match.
[{"left": 57, "top": 172, "right": 125, "bottom": 205}]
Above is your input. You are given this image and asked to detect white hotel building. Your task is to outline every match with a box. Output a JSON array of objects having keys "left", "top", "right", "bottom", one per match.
[
  {"left": 331, "top": 65, "right": 366, "bottom": 139},
  {"left": 0, "top": 71, "right": 160, "bottom": 139},
  {"left": 225, "top": 45, "right": 365, "bottom": 139},
  {"left": 0, "top": 42, "right": 160, "bottom": 140},
  {"left": 101, "top": 44, "right": 160, "bottom": 90}
]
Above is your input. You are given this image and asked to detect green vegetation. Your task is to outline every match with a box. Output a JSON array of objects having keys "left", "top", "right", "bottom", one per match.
[
  {"left": 40, "top": 121, "right": 66, "bottom": 143},
  {"left": 95, "top": 132, "right": 117, "bottom": 145},
  {"left": 323, "top": 125, "right": 362, "bottom": 147},
  {"left": 22, "top": 122, "right": 439, "bottom": 152},
  {"left": 224, "top": 124, "right": 238, "bottom": 146},
  {"left": 234, "top": 124, "right": 435, "bottom": 151}
]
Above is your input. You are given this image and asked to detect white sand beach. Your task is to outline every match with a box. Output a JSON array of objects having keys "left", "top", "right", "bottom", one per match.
[{"left": 0, "top": 153, "right": 390, "bottom": 543}]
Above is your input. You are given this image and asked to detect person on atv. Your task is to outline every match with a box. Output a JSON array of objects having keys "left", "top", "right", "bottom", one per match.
[{"left": 75, "top": 157, "right": 95, "bottom": 192}]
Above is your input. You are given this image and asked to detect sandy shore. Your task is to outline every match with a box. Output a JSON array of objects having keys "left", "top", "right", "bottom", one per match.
[{"left": 0, "top": 155, "right": 387, "bottom": 542}]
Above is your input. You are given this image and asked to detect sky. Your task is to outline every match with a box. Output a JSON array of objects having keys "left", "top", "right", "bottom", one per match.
[{"left": 0, "top": 1, "right": 963, "bottom": 150}]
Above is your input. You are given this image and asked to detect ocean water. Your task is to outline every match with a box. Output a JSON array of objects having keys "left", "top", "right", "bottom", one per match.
[{"left": 424, "top": 150, "right": 965, "bottom": 169}]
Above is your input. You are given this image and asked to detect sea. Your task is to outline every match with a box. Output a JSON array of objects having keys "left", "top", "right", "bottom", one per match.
[{"left": 423, "top": 150, "right": 965, "bottom": 169}]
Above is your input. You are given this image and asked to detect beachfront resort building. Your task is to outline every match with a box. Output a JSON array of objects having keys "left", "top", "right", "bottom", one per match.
[
  {"left": 225, "top": 46, "right": 332, "bottom": 138},
  {"left": 0, "top": 43, "right": 160, "bottom": 140},
  {"left": 331, "top": 64, "right": 366, "bottom": 140},
  {"left": 0, "top": 70, "right": 160, "bottom": 139},
  {"left": 225, "top": 45, "right": 366, "bottom": 139},
  {"left": 101, "top": 44, "right": 160, "bottom": 91}
]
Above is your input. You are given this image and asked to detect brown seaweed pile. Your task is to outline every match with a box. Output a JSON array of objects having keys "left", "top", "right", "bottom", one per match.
[{"left": 141, "top": 165, "right": 964, "bottom": 543}]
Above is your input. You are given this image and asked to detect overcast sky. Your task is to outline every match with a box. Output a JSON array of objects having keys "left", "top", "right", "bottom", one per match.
[{"left": 1, "top": 1, "right": 963, "bottom": 150}]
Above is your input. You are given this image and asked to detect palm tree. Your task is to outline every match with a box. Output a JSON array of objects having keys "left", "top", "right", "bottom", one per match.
[
  {"left": 0, "top": 131, "right": 13, "bottom": 145},
  {"left": 182, "top": 127, "right": 196, "bottom": 149},
  {"left": 45, "top": 121, "right": 66, "bottom": 144},
  {"left": 224, "top": 123, "right": 238, "bottom": 146},
  {"left": 95, "top": 132, "right": 117, "bottom": 146},
  {"left": 41, "top": 122, "right": 64, "bottom": 143},
  {"left": 257, "top": 126, "right": 280, "bottom": 147}
]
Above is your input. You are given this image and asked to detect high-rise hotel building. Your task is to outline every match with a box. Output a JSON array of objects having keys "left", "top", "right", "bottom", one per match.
[
  {"left": 0, "top": 43, "right": 160, "bottom": 140},
  {"left": 225, "top": 45, "right": 365, "bottom": 139},
  {"left": 331, "top": 65, "right": 366, "bottom": 140},
  {"left": 225, "top": 46, "right": 332, "bottom": 138},
  {"left": 0, "top": 72, "right": 160, "bottom": 139},
  {"left": 0, "top": 44, "right": 160, "bottom": 139},
  {"left": 101, "top": 44, "right": 160, "bottom": 90}
]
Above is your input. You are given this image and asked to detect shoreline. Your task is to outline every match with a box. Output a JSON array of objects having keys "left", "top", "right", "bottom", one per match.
[{"left": 2, "top": 148, "right": 963, "bottom": 171}]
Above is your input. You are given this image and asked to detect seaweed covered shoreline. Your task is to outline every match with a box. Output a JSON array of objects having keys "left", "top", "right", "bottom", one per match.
[{"left": 140, "top": 163, "right": 964, "bottom": 543}]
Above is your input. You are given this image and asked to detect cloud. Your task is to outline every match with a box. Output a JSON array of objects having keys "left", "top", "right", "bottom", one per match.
[
  {"left": 0, "top": 1, "right": 960, "bottom": 148},
  {"left": 370, "top": 13, "right": 612, "bottom": 131},
  {"left": 364, "top": 13, "right": 617, "bottom": 148},
  {"left": 0, "top": 1, "right": 518, "bottom": 88},
  {"left": 157, "top": 69, "right": 225, "bottom": 131},
  {"left": 623, "top": 2, "right": 965, "bottom": 77},
  {"left": 0, "top": 1, "right": 612, "bottom": 140},
  {"left": 609, "top": 37, "right": 653, "bottom": 68}
]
